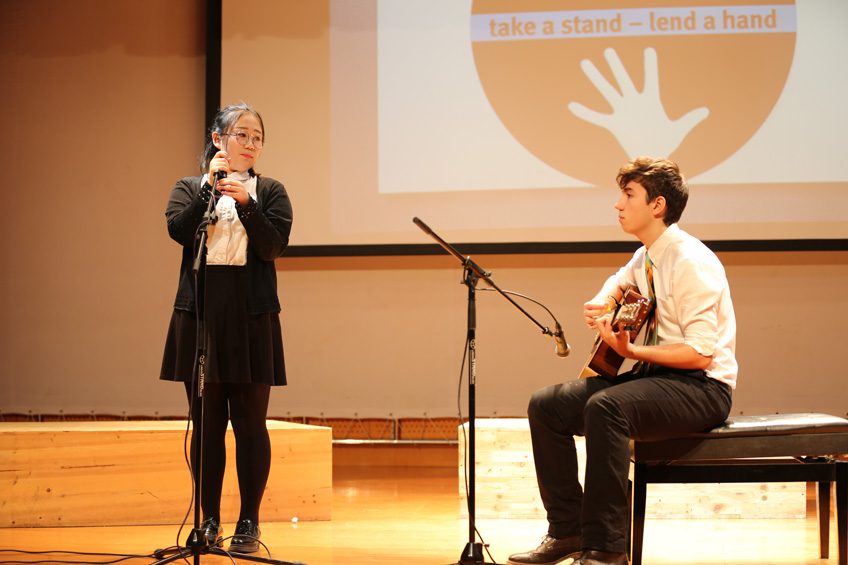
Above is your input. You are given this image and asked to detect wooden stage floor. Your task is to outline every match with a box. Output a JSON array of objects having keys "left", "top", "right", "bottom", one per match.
[{"left": 0, "top": 464, "right": 839, "bottom": 565}]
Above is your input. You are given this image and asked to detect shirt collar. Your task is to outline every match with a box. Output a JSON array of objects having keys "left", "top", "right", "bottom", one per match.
[{"left": 645, "top": 223, "right": 679, "bottom": 266}]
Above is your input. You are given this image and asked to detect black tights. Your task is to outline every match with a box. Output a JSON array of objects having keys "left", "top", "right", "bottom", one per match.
[{"left": 184, "top": 382, "right": 271, "bottom": 523}]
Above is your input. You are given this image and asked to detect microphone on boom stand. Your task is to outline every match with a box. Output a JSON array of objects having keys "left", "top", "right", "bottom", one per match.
[{"left": 554, "top": 322, "right": 570, "bottom": 357}]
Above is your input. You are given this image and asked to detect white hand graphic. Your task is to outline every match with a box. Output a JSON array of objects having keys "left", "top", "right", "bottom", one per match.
[{"left": 568, "top": 47, "right": 709, "bottom": 158}]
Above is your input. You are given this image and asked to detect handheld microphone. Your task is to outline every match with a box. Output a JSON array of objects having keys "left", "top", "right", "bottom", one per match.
[
  {"left": 213, "top": 169, "right": 227, "bottom": 184},
  {"left": 554, "top": 322, "right": 570, "bottom": 358},
  {"left": 212, "top": 151, "right": 229, "bottom": 185}
]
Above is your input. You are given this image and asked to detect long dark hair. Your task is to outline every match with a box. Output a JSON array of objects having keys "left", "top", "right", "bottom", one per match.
[{"left": 200, "top": 102, "right": 265, "bottom": 176}]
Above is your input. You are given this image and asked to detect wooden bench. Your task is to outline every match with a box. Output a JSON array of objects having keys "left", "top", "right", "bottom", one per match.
[
  {"left": 631, "top": 413, "right": 848, "bottom": 565},
  {"left": 0, "top": 420, "right": 332, "bottom": 527}
]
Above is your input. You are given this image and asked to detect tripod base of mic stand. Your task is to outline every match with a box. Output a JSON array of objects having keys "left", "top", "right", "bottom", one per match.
[
  {"left": 152, "top": 528, "right": 308, "bottom": 565},
  {"left": 450, "top": 542, "right": 501, "bottom": 565},
  {"left": 151, "top": 527, "right": 209, "bottom": 564}
]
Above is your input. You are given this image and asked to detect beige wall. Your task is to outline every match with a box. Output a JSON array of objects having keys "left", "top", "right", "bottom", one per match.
[{"left": 1, "top": 1, "right": 846, "bottom": 420}]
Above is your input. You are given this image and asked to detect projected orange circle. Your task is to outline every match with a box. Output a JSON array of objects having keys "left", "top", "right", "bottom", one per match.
[{"left": 471, "top": 1, "right": 796, "bottom": 186}]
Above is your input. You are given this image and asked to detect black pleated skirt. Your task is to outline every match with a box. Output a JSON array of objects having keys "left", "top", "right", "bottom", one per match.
[{"left": 159, "top": 265, "right": 287, "bottom": 386}]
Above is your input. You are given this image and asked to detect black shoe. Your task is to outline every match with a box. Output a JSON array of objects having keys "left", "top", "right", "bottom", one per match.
[
  {"left": 572, "top": 549, "right": 628, "bottom": 565},
  {"left": 229, "top": 518, "right": 261, "bottom": 553},
  {"left": 506, "top": 535, "right": 582, "bottom": 565},
  {"left": 200, "top": 517, "right": 223, "bottom": 547}
]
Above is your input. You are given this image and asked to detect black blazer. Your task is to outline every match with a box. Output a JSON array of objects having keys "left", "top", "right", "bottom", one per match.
[{"left": 165, "top": 175, "right": 293, "bottom": 314}]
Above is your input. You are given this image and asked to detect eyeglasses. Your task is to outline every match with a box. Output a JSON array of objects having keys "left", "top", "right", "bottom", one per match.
[{"left": 222, "top": 131, "right": 264, "bottom": 148}]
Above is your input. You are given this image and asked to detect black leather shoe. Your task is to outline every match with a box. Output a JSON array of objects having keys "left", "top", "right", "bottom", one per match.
[
  {"left": 506, "top": 535, "right": 582, "bottom": 565},
  {"left": 229, "top": 518, "right": 261, "bottom": 553},
  {"left": 200, "top": 517, "right": 222, "bottom": 547},
  {"left": 572, "top": 549, "right": 628, "bottom": 565}
]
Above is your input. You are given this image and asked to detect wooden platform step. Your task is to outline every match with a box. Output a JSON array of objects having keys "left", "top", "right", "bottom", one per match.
[
  {"left": 0, "top": 420, "right": 332, "bottom": 527},
  {"left": 459, "top": 419, "right": 806, "bottom": 520}
]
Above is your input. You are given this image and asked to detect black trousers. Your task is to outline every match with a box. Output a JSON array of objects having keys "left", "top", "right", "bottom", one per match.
[{"left": 527, "top": 369, "right": 732, "bottom": 553}]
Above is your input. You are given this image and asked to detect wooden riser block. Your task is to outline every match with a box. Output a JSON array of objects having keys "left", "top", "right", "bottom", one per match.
[
  {"left": 458, "top": 419, "right": 805, "bottom": 520},
  {"left": 0, "top": 420, "right": 332, "bottom": 527}
]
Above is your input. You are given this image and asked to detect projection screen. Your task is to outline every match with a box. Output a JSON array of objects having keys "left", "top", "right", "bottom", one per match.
[{"left": 221, "top": 0, "right": 848, "bottom": 253}]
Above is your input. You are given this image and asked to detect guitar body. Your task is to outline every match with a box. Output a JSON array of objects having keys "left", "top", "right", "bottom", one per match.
[{"left": 579, "top": 286, "right": 655, "bottom": 379}]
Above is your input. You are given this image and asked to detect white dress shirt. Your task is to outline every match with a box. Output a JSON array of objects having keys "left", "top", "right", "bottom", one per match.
[{"left": 598, "top": 224, "right": 738, "bottom": 388}]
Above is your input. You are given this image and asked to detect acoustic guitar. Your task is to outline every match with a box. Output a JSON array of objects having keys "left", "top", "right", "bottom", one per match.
[{"left": 579, "top": 285, "right": 655, "bottom": 379}]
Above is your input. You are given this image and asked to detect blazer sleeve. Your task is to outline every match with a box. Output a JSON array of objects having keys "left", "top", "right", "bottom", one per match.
[
  {"left": 238, "top": 177, "right": 293, "bottom": 261},
  {"left": 165, "top": 177, "right": 210, "bottom": 248}
]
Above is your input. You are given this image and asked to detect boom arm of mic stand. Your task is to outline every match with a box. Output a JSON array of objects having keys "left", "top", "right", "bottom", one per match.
[{"left": 413, "top": 217, "right": 560, "bottom": 340}]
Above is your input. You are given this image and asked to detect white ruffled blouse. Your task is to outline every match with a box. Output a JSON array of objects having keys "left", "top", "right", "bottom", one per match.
[{"left": 203, "top": 171, "right": 258, "bottom": 266}]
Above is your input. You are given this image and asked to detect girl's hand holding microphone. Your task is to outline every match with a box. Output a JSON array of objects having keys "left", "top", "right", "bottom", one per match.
[{"left": 210, "top": 151, "right": 249, "bottom": 207}]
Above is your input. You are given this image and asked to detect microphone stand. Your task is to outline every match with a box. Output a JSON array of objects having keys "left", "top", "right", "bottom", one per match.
[
  {"left": 150, "top": 182, "right": 217, "bottom": 565},
  {"left": 412, "top": 218, "right": 565, "bottom": 565},
  {"left": 153, "top": 186, "right": 304, "bottom": 565}
]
